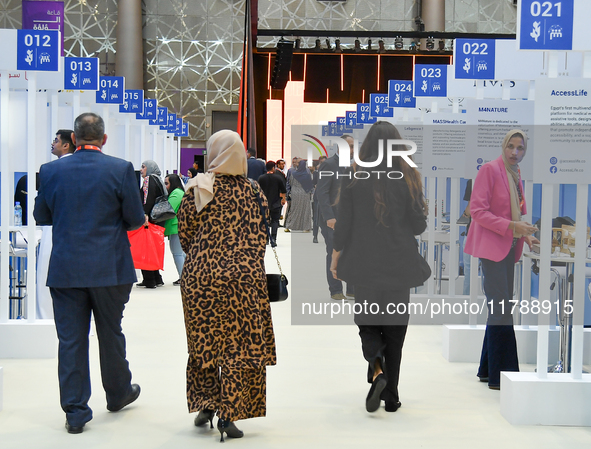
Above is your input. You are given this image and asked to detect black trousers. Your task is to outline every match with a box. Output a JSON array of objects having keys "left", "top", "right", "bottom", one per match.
[
  {"left": 51, "top": 284, "right": 135, "bottom": 427},
  {"left": 141, "top": 269, "right": 163, "bottom": 287},
  {"left": 269, "top": 207, "right": 281, "bottom": 242},
  {"left": 477, "top": 247, "right": 519, "bottom": 387},
  {"left": 356, "top": 286, "right": 410, "bottom": 403}
]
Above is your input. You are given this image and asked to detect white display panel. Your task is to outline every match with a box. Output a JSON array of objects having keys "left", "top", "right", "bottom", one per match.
[
  {"left": 464, "top": 99, "right": 535, "bottom": 181},
  {"left": 422, "top": 112, "right": 467, "bottom": 177},
  {"left": 533, "top": 77, "right": 591, "bottom": 184}
]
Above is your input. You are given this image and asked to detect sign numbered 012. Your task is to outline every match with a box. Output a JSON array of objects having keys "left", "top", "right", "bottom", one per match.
[{"left": 17, "top": 29, "right": 60, "bottom": 71}]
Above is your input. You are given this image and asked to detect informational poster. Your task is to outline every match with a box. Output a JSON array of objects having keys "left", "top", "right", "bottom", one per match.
[
  {"left": 464, "top": 99, "right": 535, "bottom": 180},
  {"left": 422, "top": 113, "right": 467, "bottom": 177},
  {"left": 22, "top": 0, "right": 64, "bottom": 56},
  {"left": 396, "top": 122, "right": 425, "bottom": 172},
  {"left": 533, "top": 78, "right": 591, "bottom": 184}
]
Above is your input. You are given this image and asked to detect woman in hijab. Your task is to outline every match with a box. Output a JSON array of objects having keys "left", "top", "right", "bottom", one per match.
[
  {"left": 138, "top": 160, "right": 166, "bottom": 288},
  {"left": 177, "top": 130, "right": 276, "bottom": 442},
  {"left": 284, "top": 159, "right": 313, "bottom": 232},
  {"left": 330, "top": 122, "right": 429, "bottom": 414},
  {"left": 464, "top": 129, "right": 538, "bottom": 390}
]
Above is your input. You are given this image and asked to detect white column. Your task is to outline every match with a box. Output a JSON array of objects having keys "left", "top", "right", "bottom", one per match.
[
  {"left": 26, "top": 72, "right": 38, "bottom": 322},
  {"left": 0, "top": 71, "right": 10, "bottom": 323}
]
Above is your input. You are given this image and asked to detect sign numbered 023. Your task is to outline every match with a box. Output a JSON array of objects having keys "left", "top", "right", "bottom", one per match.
[
  {"left": 17, "top": 29, "right": 60, "bottom": 71},
  {"left": 414, "top": 64, "right": 447, "bottom": 97}
]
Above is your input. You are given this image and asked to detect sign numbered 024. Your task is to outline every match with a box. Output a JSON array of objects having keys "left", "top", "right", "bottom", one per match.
[{"left": 17, "top": 29, "right": 60, "bottom": 71}]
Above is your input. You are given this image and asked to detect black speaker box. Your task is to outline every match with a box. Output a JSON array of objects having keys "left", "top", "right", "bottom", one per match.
[{"left": 270, "top": 41, "right": 294, "bottom": 90}]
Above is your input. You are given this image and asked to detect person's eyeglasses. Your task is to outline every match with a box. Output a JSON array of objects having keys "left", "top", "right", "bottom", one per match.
[{"left": 52, "top": 137, "right": 59, "bottom": 143}]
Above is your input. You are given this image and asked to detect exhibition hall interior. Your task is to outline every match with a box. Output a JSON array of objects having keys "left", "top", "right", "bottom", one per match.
[{"left": 1, "top": 0, "right": 591, "bottom": 447}]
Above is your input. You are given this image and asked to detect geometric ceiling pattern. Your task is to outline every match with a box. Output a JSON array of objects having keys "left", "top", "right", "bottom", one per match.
[{"left": 1, "top": 0, "right": 516, "bottom": 142}]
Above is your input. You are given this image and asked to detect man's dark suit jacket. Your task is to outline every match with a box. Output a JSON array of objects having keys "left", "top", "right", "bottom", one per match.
[
  {"left": 247, "top": 157, "right": 266, "bottom": 181},
  {"left": 316, "top": 153, "right": 343, "bottom": 222},
  {"left": 34, "top": 149, "right": 145, "bottom": 288}
]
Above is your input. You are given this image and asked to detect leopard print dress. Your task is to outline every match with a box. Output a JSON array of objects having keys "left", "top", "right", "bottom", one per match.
[{"left": 177, "top": 175, "right": 277, "bottom": 421}]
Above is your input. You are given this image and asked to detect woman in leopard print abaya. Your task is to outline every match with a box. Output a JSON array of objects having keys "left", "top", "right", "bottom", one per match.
[{"left": 177, "top": 130, "right": 276, "bottom": 441}]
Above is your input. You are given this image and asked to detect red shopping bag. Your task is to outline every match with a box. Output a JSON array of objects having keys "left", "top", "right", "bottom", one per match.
[{"left": 128, "top": 223, "right": 165, "bottom": 270}]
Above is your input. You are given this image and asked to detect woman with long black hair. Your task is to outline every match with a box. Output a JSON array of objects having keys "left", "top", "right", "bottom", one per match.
[
  {"left": 164, "top": 173, "right": 186, "bottom": 285},
  {"left": 331, "top": 121, "right": 430, "bottom": 413}
]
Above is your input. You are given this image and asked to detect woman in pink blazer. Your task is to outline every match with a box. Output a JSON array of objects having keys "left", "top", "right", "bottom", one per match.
[{"left": 464, "top": 129, "right": 538, "bottom": 390}]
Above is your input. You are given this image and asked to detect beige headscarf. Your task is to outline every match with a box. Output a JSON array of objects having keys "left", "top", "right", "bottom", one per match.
[
  {"left": 185, "top": 129, "right": 248, "bottom": 212},
  {"left": 500, "top": 129, "right": 528, "bottom": 237}
]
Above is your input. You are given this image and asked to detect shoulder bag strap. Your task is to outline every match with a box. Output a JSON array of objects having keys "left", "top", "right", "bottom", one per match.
[{"left": 249, "top": 180, "right": 284, "bottom": 276}]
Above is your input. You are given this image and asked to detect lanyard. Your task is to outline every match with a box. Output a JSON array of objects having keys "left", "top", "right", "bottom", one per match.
[{"left": 76, "top": 145, "right": 102, "bottom": 152}]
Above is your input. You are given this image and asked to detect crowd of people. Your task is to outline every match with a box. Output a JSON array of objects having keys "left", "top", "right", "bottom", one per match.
[{"left": 29, "top": 113, "right": 538, "bottom": 441}]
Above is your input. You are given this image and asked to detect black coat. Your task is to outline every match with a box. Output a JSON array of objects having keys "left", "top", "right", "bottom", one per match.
[
  {"left": 333, "top": 176, "right": 428, "bottom": 290},
  {"left": 316, "top": 154, "right": 343, "bottom": 221}
]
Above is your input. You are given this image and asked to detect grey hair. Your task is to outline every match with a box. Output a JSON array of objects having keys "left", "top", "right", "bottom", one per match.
[{"left": 74, "top": 113, "right": 105, "bottom": 142}]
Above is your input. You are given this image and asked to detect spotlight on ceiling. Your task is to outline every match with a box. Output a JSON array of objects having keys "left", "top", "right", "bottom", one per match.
[
  {"left": 378, "top": 39, "right": 386, "bottom": 53},
  {"left": 325, "top": 38, "right": 332, "bottom": 50},
  {"left": 409, "top": 41, "right": 418, "bottom": 53},
  {"left": 334, "top": 38, "right": 342, "bottom": 53},
  {"left": 367, "top": 39, "right": 372, "bottom": 51},
  {"left": 354, "top": 39, "right": 361, "bottom": 53},
  {"left": 294, "top": 38, "right": 301, "bottom": 50},
  {"left": 426, "top": 36, "right": 435, "bottom": 51},
  {"left": 394, "top": 36, "right": 404, "bottom": 50},
  {"left": 438, "top": 39, "right": 446, "bottom": 52},
  {"left": 315, "top": 38, "right": 321, "bottom": 51}
]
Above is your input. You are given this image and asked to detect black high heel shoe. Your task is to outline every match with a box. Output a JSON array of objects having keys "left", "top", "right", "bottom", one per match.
[
  {"left": 194, "top": 409, "right": 215, "bottom": 429},
  {"left": 217, "top": 418, "right": 244, "bottom": 442}
]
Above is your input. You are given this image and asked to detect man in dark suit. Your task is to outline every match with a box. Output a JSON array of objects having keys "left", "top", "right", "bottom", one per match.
[
  {"left": 316, "top": 135, "right": 354, "bottom": 300},
  {"left": 33, "top": 113, "right": 145, "bottom": 434},
  {"left": 246, "top": 148, "right": 266, "bottom": 181},
  {"left": 258, "top": 161, "right": 286, "bottom": 244},
  {"left": 311, "top": 155, "right": 327, "bottom": 243}
]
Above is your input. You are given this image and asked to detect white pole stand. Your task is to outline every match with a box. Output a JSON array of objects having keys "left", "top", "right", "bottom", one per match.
[
  {"left": 0, "top": 320, "right": 57, "bottom": 358},
  {"left": 0, "top": 366, "right": 3, "bottom": 411},
  {"left": 501, "top": 372, "right": 591, "bottom": 426}
]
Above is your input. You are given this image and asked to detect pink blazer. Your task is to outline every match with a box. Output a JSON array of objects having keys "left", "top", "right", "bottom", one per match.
[{"left": 464, "top": 156, "right": 526, "bottom": 263}]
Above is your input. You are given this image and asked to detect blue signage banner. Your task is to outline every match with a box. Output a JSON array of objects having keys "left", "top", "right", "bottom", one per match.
[
  {"left": 321, "top": 125, "right": 329, "bottom": 136},
  {"left": 174, "top": 117, "right": 183, "bottom": 136},
  {"left": 388, "top": 80, "right": 416, "bottom": 108},
  {"left": 137, "top": 98, "right": 157, "bottom": 120},
  {"left": 455, "top": 39, "right": 496, "bottom": 79},
  {"left": 180, "top": 122, "right": 189, "bottom": 137},
  {"left": 345, "top": 111, "right": 364, "bottom": 129},
  {"left": 370, "top": 93, "right": 394, "bottom": 117},
  {"left": 414, "top": 64, "right": 447, "bottom": 97},
  {"left": 119, "top": 89, "right": 143, "bottom": 114},
  {"left": 96, "top": 76, "right": 124, "bottom": 104},
  {"left": 22, "top": 0, "right": 65, "bottom": 56},
  {"left": 336, "top": 116, "right": 353, "bottom": 134},
  {"left": 167, "top": 113, "right": 177, "bottom": 133},
  {"left": 157, "top": 107, "right": 168, "bottom": 127},
  {"left": 16, "top": 29, "right": 59, "bottom": 71},
  {"left": 64, "top": 57, "right": 99, "bottom": 90},
  {"left": 328, "top": 121, "right": 337, "bottom": 136},
  {"left": 356, "top": 103, "right": 377, "bottom": 125},
  {"left": 519, "top": 0, "right": 574, "bottom": 50}
]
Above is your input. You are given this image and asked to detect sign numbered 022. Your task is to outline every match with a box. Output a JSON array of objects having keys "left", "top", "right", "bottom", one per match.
[{"left": 17, "top": 29, "right": 60, "bottom": 71}]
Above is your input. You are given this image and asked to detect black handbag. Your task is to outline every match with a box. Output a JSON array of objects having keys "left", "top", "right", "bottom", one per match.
[
  {"left": 250, "top": 180, "right": 289, "bottom": 302},
  {"left": 150, "top": 195, "right": 176, "bottom": 223}
]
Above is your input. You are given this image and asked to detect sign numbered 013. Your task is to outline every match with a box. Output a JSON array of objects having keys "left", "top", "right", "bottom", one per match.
[{"left": 65, "top": 57, "right": 99, "bottom": 90}]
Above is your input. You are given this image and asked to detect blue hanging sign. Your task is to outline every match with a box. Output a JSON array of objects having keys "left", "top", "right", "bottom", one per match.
[
  {"left": 137, "top": 98, "right": 157, "bottom": 120},
  {"left": 388, "top": 80, "right": 416, "bottom": 108},
  {"left": 174, "top": 117, "right": 183, "bottom": 136},
  {"left": 322, "top": 125, "right": 330, "bottom": 136},
  {"left": 356, "top": 103, "right": 377, "bottom": 124},
  {"left": 414, "top": 64, "right": 447, "bottom": 97},
  {"left": 370, "top": 93, "right": 394, "bottom": 117},
  {"left": 119, "top": 89, "right": 144, "bottom": 114},
  {"left": 518, "top": 0, "right": 574, "bottom": 50},
  {"left": 64, "top": 57, "right": 99, "bottom": 90},
  {"left": 180, "top": 122, "right": 189, "bottom": 137},
  {"left": 328, "top": 121, "right": 337, "bottom": 136},
  {"left": 454, "top": 39, "right": 496, "bottom": 80},
  {"left": 345, "top": 111, "right": 364, "bottom": 129},
  {"left": 337, "top": 116, "right": 353, "bottom": 134},
  {"left": 96, "top": 76, "right": 124, "bottom": 104},
  {"left": 167, "top": 113, "right": 177, "bottom": 133},
  {"left": 157, "top": 107, "right": 168, "bottom": 128},
  {"left": 16, "top": 29, "right": 59, "bottom": 71}
]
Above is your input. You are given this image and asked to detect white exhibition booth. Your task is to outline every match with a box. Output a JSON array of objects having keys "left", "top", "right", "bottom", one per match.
[{"left": 0, "top": 27, "right": 182, "bottom": 374}]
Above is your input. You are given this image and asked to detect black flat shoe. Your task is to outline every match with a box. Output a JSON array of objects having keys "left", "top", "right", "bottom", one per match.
[
  {"left": 313, "top": 237, "right": 318, "bottom": 243},
  {"left": 155, "top": 282, "right": 164, "bottom": 287},
  {"left": 217, "top": 418, "right": 243, "bottom": 442},
  {"left": 194, "top": 410, "right": 215, "bottom": 429},
  {"left": 478, "top": 376, "right": 489, "bottom": 382},
  {"left": 136, "top": 282, "right": 146, "bottom": 287},
  {"left": 107, "top": 384, "right": 141, "bottom": 412},
  {"left": 366, "top": 373, "right": 387, "bottom": 413},
  {"left": 385, "top": 401, "right": 401, "bottom": 412},
  {"left": 65, "top": 421, "right": 84, "bottom": 434}
]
